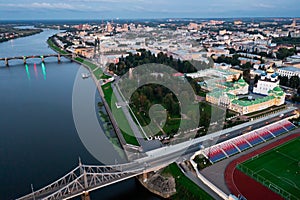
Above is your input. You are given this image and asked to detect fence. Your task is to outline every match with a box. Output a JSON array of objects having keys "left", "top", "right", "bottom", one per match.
[{"left": 237, "top": 164, "right": 299, "bottom": 200}]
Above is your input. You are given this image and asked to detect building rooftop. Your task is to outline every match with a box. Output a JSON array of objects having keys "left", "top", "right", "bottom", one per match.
[
  {"left": 278, "top": 66, "right": 300, "bottom": 72},
  {"left": 232, "top": 95, "right": 275, "bottom": 107}
]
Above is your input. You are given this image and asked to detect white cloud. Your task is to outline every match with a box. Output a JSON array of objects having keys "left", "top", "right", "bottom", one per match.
[
  {"left": 0, "top": 2, "right": 90, "bottom": 10},
  {"left": 255, "top": 3, "right": 275, "bottom": 9},
  {"left": 67, "top": 0, "right": 146, "bottom": 3}
]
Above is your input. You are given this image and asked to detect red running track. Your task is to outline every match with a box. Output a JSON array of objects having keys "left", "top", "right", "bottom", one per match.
[{"left": 224, "top": 133, "right": 300, "bottom": 200}]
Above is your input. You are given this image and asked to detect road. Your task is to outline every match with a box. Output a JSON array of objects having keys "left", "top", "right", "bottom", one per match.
[
  {"left": 111, "top": 81, "right": 163, "bottom": 152},
  {"left": 141, "top": 107, "right": 296, "bottom": 161}
]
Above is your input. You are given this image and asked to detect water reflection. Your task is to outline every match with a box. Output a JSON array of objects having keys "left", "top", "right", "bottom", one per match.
[
  {"left": 41, "top": 62, "right": 47, "bottom": 80},
  {"left": 25, "top": 64, "right": 31, "bottom": 80},
  {"left": 34, "top": 63, "right": 38, "bottom": 78}
]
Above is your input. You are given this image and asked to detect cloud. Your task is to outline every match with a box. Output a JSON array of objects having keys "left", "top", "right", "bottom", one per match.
[
  {"left": 69, "top": 0, "right": 145, "bottom": 2},
  {"left": 255, "top": 3, "right": 275, "bottom": 9},
  {"left": 0, "top": 2, "right": 89, "bottom": 11},
  {"left": 0, "top": 0, "right": 299, "bottom": 20}
]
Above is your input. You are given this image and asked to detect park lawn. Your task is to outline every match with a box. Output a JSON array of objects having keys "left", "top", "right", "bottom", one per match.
[
  {"left": 238, "top": 137, "right": 300, "bottom": 199},
  {"left": 47, "top": 38, "right": 68, "bottom": 55},
  {"left": 102, "top": 83, "right": 139, "bottom": 146},
  {"left": 101, "top": 74, "right": 112, "bottom": 79},
  {"left": 162, "top": 163, "right": 213, "bottom": 200},
  {"left": 74, "top": 57, "right": 98, "bottom": 71},
  {"left": 93, "top": 68, "right": 103, "bottom": 80},
  {"left": 162, "top": 118, "right": 181, "bottom": 135}
]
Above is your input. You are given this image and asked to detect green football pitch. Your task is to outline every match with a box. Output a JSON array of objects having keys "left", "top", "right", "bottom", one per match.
[{"left": 237, "top": 137, "right": 300, "bottom": 200}]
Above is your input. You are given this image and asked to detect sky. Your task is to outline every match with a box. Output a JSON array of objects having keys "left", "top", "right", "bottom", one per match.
[{"left": 0, "top": 0, "right": 299, "bottom": 20}]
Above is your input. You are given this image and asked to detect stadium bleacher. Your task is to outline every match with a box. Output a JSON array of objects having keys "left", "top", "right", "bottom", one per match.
[
  {"left": 219, "top": 143, "right": 239, "bottom": 156},
  {"left": 256, "top": 130, "right": 274, "bottom": 141},
  {"left": 204, "top": 147, "right": 227, "bottom": 163},
  {"left": 243, "top": 133, "right": 264, "bottom": 146},
  {"left": 268, "top": 126, "right": 286, "bottom": 137},
  {"left": 280, "top": 121, "right": 296, "bottom": 131},
  {"left": 231, "top": 138, "right": 251, "bottom": 151},
  {"left": 202, "top": 120, "right": 296, "bottom": 163}
]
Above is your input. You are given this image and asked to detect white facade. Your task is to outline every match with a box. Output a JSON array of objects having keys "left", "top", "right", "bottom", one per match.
[
  {"left": 253, "top": 80, "right": 279, "bottom": 95},
  {"left": 277, "top": 67, "right": 300, "bottom": 78},
  {"left": 253, "top": 68, "right": 280, "bottom": 95}
]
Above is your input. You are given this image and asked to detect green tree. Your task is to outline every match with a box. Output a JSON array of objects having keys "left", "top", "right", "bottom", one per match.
[
  {"left": 290, "top": 75, "right": 300, "bottom": 89},
  {"left": 276, "top": 48, "right": 296, "bottom": 60},
  {"left": 241, "top": 62, "right": 252, "bottom": 69},
  {"left": 254, "top": 75, "right": 260, "bottom": 84},
  {"left": 279, "top": 76, "right": 289, "bottom": 87},
  {"left": 243, "top": 69, "right": 251, "bottom": 83}
]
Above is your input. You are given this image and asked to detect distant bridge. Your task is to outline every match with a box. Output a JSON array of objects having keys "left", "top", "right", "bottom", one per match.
[{"left": 0, "top": 54, "right": 74, "bottom": 66}]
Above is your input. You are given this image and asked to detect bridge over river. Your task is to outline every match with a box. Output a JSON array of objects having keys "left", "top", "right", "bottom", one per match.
[
  {"left": 16, "top": 107, "right": 297, "bottom": 200},
  {"left": 0, "top": 54, "right": 73, "bottom": 66}
]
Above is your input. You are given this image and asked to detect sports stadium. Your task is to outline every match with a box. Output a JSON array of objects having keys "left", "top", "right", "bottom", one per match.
[{"left": 191, "top": 116, "right": 300, "bottom": 200}]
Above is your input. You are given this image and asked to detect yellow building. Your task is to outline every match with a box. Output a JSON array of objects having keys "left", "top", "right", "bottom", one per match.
[
  {"left": 206, "top": 77, "right": 249, "bottom": 106},
  {"left": 206, "top": 77, "right": 286, "bottom": 115},
  {"left": 229, "top": 86, "right": 285, "bottom": 114}
]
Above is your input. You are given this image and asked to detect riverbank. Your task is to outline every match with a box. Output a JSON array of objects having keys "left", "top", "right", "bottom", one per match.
[
  {"left": 46, "top": 35, "right": 214, "bottom": 200},
  {"left": 47, "top": 36, "right": 140, "bottom": 147},
  {"left": 0, "top": 26, "right": 43, "bottom": 43}
]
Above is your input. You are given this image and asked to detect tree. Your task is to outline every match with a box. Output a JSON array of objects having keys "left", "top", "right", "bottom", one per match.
[
  {"left": 241, "top": 62, "right": 252, "bottom": 69},
  {"left": 254, "top": 75, "right": 260, "bottom": 84},
  {"left": 290, "top": 75, "right": 300, "bottom": 89},
  {"left": 279, "top": 76, "right": 289, "bottom": 87},
  {"left": 243, "top": 69, "right": 251, "bottom": 84},
  {"left": 276, "top": 48, "right": 296, "bottom": 60},
  {"left": 108, "top": 63, "right": 115, "bottom": 71}
]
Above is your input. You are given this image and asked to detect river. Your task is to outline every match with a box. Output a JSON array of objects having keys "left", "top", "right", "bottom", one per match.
[{"left": 0, "top": 28, "right": 160, "bottom": 200}]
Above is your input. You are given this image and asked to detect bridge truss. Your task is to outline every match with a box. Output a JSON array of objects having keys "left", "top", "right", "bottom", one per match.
[{"left": 17, "top": 161, "right": 143, "bottom": 200}]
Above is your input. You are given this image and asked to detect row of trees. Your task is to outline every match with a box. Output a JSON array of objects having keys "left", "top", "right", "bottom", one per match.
[
  {"left": 108, "top": 49, "right": 213, "bottom": 76},
  {"left": 276, "top": 48, "right": 297, "bottom": 60},
  {"left": 272, "top": 37, "right": 300, "bottom": 45},
  {"left": 214, "top": 54, "right": 240, "bottom": 66},
  {"left": 213, "top": 54, "right": 258, "bottom": 69},
  {"left": 279, "top": 75, "right": 300, "bottom": 89},
  {"left": 0, "top": 28, "right": 42, "bottom": 43},
  {"left": 130, "top": 84, "right": 180, "bottom": 117}
]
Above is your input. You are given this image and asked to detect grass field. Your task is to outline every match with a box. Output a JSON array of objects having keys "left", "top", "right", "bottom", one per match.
[
  {"left": 237, "top": 137, "right": 300, "bottom": 200},
  {"left": 74, "top": 57, "right": 98, "bottom": 71},
  {"left": 162, "top": 163, "right": 213, "bottom": 200},
  {"left": 102, "top": 83, "right": 139, "bottom": 146},
  {"left": 47, "top": 38, "right": 68, "bottom": 55}
]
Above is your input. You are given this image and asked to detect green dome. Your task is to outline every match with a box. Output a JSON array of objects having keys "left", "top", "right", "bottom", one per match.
[
  {"left": 273, "top": 86, "right": 282, "bottom": 92},
  {"left": 238, "top": 77, "right": 246, "bottom": 83},
  {"left": 278, "top": 91, "right": 284, "bottom": 96}
]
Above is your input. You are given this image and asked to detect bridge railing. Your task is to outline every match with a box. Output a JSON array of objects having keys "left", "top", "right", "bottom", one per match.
[
  {"left": 44, "top": 169, "right": 145, "bottom": 200},
  {"left": 16, "top": 166, "right": 81, "bottom": 200},
  {"left": 17, "top": 163, "right": 145, "bottom": 200}
]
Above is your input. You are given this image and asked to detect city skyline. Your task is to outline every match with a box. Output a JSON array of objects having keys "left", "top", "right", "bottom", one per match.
[{"left": 0, "top": 0, "right": 300, "bottom": 20}]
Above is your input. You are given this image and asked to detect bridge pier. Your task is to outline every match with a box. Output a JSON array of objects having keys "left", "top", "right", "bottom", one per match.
[
  {"left": 81, "top": 192, "right": 90, "bottom": 200},
  {"left": 57, "top": 54, "right": 61, "bottom": 63},
  {"left": 5, "top": 58, "right": 9, "bottom": 67},
  {"left": 23, "top": 57, "right": 26, "bottom": 65},
  {"left": 142, "top": 172, "right": 148, "bottom": 182},
  {"left": 41, "top": 56, "right": 45, "bottom": 63}
]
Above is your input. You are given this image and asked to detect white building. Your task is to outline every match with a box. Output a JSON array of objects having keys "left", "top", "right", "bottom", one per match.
[
  {"left": 253, "top": 68, "right": 280, "bottom": 95},
  {"left": 277, "top": 66, "right": 300, "bottom": 78}
]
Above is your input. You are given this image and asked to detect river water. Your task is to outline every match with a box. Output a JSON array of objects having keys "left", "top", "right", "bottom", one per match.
[{"left": 0, "top": 28, "right": 160, "bottom": 200}]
